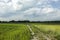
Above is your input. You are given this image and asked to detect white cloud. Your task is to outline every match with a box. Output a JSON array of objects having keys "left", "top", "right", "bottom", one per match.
[
  {"left": 42, "top": 7, "right": 54, "bottom": 13},
  {"left": 0, "top": 0, "right": 60, "bottom": 21},
  {"left": 52, "top": 0, "right": 59, "bottom": 2},
  {"left": 24, "top": 8, "right": 41, "bottom": 15}
]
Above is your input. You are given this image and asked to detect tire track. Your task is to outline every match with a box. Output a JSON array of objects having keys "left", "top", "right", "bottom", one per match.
[{"left": 27, "top": 25, "right": 38, "bottom": 40}]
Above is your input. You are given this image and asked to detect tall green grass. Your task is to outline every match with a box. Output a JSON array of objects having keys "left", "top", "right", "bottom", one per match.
[{"left": 0, "top": 23, "right": 31, "bottom": 40}]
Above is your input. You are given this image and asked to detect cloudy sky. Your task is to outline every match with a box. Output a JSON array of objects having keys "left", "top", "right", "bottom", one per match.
[{"left": 0, "top": 0, "right": 60, "bottom": 21}]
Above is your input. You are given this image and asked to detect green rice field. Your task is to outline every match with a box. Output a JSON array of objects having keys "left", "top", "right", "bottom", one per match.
[{"left": 0, "top": 23, "right": 60, "bottom": 40}]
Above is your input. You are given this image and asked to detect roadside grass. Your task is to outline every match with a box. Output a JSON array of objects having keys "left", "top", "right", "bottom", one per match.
[{"left": 0, "top": 23, "right": 31, "bottom": 40}]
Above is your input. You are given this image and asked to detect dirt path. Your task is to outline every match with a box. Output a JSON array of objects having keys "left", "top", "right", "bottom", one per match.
[
  {"left": 27, "top": 25, "right": 34, "bottom": 35},
  {"left": 27, "top": 25, "right": 38, "bottom": 40}
]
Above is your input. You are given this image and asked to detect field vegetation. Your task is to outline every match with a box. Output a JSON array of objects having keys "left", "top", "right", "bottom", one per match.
[
  {"left": 0, "top": 23, "right": 31, "bottom": 40},
  {"left": 0, "top": 23, "right": 60, "bottom": 40}
]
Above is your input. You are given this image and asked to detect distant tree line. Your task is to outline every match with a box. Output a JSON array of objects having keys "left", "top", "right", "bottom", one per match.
[
  {"left": 0, "top": 20, "right": 30, "bottom": 23},
  {"left": 0, "top": 20, "right": 60, "bottom": 23}
]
